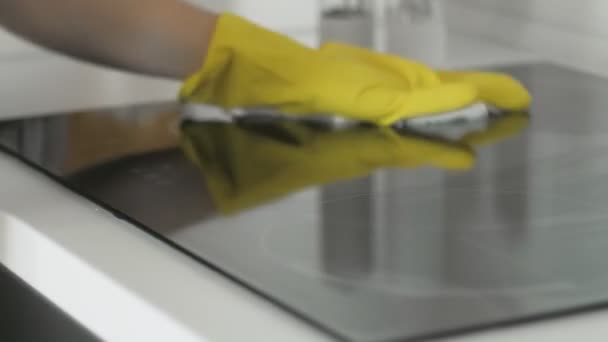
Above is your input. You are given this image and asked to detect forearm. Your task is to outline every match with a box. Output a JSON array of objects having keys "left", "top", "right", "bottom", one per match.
[{"left": 0, "top": 0, "right": 217, "bottom": 79}]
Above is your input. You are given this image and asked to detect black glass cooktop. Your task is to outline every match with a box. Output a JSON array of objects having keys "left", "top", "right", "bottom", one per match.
[{"left": 3, "top": 63, "right": 608, "bottom": 342}]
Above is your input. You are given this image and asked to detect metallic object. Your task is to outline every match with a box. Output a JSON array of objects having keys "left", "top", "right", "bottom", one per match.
[
  {"left": 386, "top": 0, "right": 446, "bottom": 65},
  {"left": 320, "top": 0, "right": 374, "bottom": 48}
]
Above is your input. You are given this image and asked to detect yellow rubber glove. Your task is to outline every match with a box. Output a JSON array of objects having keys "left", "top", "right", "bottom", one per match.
[
  {"left": 180, "top": 119, "right": 474, "bottom": 214},
  {"left": 319, "top": 42, "right": 532, "bottom": 112},
  {"left": 179, "top": 13, "right": 522, "bottom": 126}
]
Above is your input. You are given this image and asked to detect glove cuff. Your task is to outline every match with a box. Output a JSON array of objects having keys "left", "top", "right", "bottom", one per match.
[{"left": 179, "top": 13, "right": 315, "bottom": 104}]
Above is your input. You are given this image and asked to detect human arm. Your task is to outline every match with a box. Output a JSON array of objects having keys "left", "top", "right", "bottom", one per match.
[{"left": 0, "top": 0, "right": 217, "bottom": 78}]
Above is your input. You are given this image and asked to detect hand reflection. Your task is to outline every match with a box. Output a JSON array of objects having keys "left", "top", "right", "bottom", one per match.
[
  {"left": 180, "top": 112, "right": 528, "bottom": 215},
  {"left": 460, "top": 111, "right": 529, "bottom": 147}
]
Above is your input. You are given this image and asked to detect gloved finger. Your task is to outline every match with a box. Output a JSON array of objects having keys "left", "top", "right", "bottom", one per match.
[
  {"left": 438, "top": 71, "right": 531, "bottom": 110},
  {"left": 461, "top": 112, "right": 530, "bottom": 146},
  {"left": 373, "top": 83, "right": 479, "bottom": 126},
  {"left": 320, "top": 41, "right": 441, "bottom": 87},
  {"left": 324, "top": 127, "right": 475, "bottom": 170}
]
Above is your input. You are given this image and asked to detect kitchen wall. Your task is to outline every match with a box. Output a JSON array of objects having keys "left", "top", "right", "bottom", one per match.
[
  {"left": 4, "top": 1, "right": 608, "bottom": 63},
  {"left": 187, "top": 0, "right": 319, "bottom": 45},
  {"left": 446, "top": 0, "right": 608, "bottom": 74}
]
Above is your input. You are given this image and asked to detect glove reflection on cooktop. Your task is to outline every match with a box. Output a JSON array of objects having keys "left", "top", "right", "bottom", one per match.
[{"left": 179, "top": 111, "right": 527, "bottom": 215}]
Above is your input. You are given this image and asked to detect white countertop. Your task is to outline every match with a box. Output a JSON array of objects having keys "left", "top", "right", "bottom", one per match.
[{"left": 1, "top": 35, "right": 607, "bottom": 342}]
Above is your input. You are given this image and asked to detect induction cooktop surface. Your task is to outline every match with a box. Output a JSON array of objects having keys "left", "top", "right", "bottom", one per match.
[{"left": 3, "top": 63, "right": 608, "bottom": 342}]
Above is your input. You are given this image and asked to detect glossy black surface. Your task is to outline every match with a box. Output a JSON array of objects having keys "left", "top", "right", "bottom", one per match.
[{"left": 3, "top": 64, "right": 608, "bottom": 342}]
